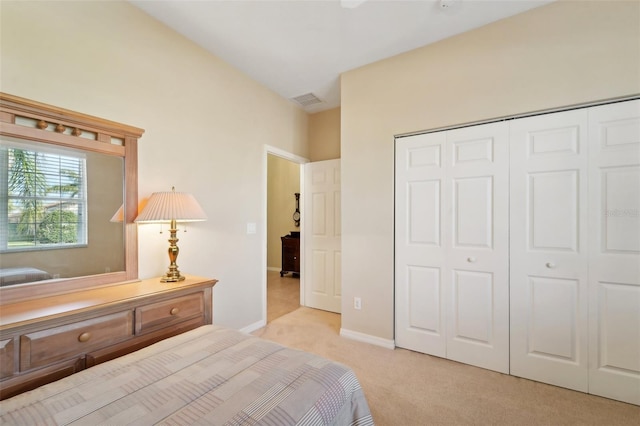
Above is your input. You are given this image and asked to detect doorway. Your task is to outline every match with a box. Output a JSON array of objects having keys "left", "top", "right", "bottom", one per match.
[{"left": 264, "top": 146, "right": 307, "bottom": 323}]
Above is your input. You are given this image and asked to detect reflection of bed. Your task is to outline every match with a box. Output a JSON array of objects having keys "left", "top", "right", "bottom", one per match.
[
  {"left": 0, "top": 325, "right": 373, "bottom": 425},
  {"left": 0, "top": 267, "right": 51, "bottom": 286}
]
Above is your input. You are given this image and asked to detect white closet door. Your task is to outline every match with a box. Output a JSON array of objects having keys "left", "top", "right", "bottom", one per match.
[
  {"left": 587, "top": 100, "right": 640, "bottom": 405},
  {"left": 510, "top": 109, "right": 589, "bottom": 392},
  {"left": 396, "top": 132, "right": 447, "bottom": 357},
  {"left": 445, "top": 123, "right": 510, "bottom": 373},
  {"left": 395, "top": 123, "right": 509, "bottom": 373}
]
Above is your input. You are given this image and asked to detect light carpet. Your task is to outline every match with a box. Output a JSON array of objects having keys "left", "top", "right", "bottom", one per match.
[{"left": 252, "top": 307, "right": 639, "bottom": 425}]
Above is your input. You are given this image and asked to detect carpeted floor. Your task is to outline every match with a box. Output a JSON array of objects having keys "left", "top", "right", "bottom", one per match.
[{"left": 253, "top": 307, "right": 640, "bottom": 425}]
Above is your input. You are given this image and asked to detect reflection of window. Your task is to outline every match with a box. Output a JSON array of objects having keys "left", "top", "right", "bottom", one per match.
[{"left": 1, "top": 144, "right": 87, "bottom": 251}]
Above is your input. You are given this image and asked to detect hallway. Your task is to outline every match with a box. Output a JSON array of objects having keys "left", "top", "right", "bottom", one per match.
[{"left": 266, "top": 270, "right": 300, "bottom": 323}]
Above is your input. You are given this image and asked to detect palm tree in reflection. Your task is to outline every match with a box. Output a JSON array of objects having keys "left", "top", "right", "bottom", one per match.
[
  {"left": 8, "top": 149, "right": 47, "bottom": 242},
  {"left": 9, "top": 149, "right": 82, "bottom": 245},
  {"left": 40, "top": 168, "right": 81, "bottom": 244},
  {"left": 47, "top": 169, "right": 81, "bottom": 197}
]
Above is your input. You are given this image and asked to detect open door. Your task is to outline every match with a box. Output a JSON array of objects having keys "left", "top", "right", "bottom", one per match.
[{"left": 303, "top": 159, "right": 341, "bottom": 313}]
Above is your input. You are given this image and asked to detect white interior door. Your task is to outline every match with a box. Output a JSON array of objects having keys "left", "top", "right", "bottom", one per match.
[
  {"left": 510, "top": 109, "right": 590, "bottom": 392},
  {"left": 444, "top": 123, "right": 510, "bottom": 373},
  {"left": 395, "top": 122, "right": 509, "bottom": 373},
  {"left": 395, "top": 132, "right": 447, "bottom": 357},
  {"left": 303, "top": 159, "right": 341, "bottom": 313},
  {"left": 587, "top": 100, "right": 640, "bottom": 405}
]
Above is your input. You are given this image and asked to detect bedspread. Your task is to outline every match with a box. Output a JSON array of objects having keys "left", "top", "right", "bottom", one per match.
[{"left": 0, "top": 325, "right": 373, "bottom": 425}]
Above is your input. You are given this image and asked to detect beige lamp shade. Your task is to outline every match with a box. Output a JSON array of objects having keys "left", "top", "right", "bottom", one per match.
[
  {"left": 134, "top": 187, "right": 206, "bottom": 282},
  {"left": 110, "top": 204, "right": 124, "bottom": 223},
  {"left": 135, "top": 188, "right": 207, "bottom": 223}
]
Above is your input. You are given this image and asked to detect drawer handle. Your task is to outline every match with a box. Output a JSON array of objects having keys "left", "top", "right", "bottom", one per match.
[
  {"left": 170, "top": 307, "right": 180, "bottom": 316},
  {"left": 78, "top": 332, "right": 91, "bottom": 343},
  {"left": 467, "top": 257, "right": 476, "bottom": 263},
  {"left": 546, "top": 262, "right": 556, "bottom": 269}
]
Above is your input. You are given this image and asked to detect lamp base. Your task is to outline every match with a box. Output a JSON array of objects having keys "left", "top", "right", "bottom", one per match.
[
  {"left": 161, "top": 274, "right": 186, "bottom": 283},
  {"left": 161, "top": 220, "right": 186, "bottom": 283}
]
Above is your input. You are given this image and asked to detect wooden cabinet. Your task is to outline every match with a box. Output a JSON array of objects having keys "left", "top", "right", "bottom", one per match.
[
  {"left": 0, "top": 275, "right": 217, "bottom": 400},
  {"left": 0, "top": 338, "right": 14, "bottom": 380},
  {"left": 20, "top": 310, "right": 134, "bottom": 371},
  {"left": 135, "top": 293, "right": 204, "bottom": 335},
  {"left": 280, "top": 233, "right": 300, "bottom": 277}
]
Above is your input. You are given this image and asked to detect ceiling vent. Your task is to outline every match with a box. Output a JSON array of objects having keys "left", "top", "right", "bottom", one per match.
[
  {"left": 440, "top": 0, "right": 462, "bottom": 10},
  {"left": 291, "top": 93, "right": 323, "bottom": 107}
]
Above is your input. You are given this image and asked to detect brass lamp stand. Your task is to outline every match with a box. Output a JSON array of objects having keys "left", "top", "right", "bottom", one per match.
[{"left": 162, "top": 218, "right": 184, "bottom": 282}]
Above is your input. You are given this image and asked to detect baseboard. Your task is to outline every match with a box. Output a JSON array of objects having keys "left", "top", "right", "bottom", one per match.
[
  {"left": 339, "top": 328, "right": 396, "bottom": 350},
  {"left": 266, "top": 266, "right": 280, "bottom": 272},
  {"left": 240, "top": 319, "right": 266, "bottom": 334}
]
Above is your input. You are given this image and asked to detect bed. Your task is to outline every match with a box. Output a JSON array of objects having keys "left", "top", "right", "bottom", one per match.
[
  {"left": 0, "top": 324, "right": 373, "bottom": 425},
  {"left": 0, "top": 268, "right": 51, "bottom": 286}
]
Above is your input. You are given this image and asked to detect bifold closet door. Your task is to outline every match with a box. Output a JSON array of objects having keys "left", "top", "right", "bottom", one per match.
[
  {"left": 395, "top": 122, "right": 509, "bottom": 373},
  {"left": 444, "top": 124, "right": 509, "bottom": 373},
  {"left": 396, "top": 131, "right": 447, "bottom": 358},
  {"left": 587, "top": 100, "right": 640, "bottom": 405},
  {"left": 397, "top": 99, "right": 638, "bottom": 403},
  {"left": 509, "top": 109, "right": 590, "bottom": 392}
]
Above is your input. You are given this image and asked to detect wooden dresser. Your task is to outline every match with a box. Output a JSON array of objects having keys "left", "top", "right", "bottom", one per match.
[
  {"left": 0, "top": 275, "right": 217, "bottom": 400},
  {"left": 280, "top": 233, "right": 300, "bottom": 277}
]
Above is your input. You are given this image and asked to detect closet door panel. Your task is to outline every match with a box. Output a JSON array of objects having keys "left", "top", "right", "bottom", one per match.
[
  {"left": 446, "top": 122, "right": 509, "bottom": 374},
  {"left": 510, "top": 109, "right": 589, "bottom": 392},
  {"left": 408, "top": 180, "right": 441, "bottom": 245},
  {"left": 396, "top": 133, "right": 447, "bottom": 357},
  {"left": 528, "top": 170, "right": 579, "bottom": 251},
  {"left": 407, "top": 266, "right": 442, "bottom": 333},
  {"left": 602, "top": 167, "right": 640, "bottom": 252},
  {"left": 453, "top": 176, "right": 493, "bottom": 248},
  {"left": 451, "top": 270, "right": 494, "bottom": 343},
  {"left": 527, "top": 276, "right": 581, "bottom": 361},
  {"left": 588, "top": 100, "right": 640, "bottom": 405}
]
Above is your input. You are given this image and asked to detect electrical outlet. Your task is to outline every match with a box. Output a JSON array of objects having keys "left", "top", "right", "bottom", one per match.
[{"left": 354, "top": 297, "right": 362, "bottom": 310}]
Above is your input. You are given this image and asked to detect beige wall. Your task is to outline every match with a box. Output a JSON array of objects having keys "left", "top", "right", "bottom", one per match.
[
  {"left": 4, "top": 0, "right": 638, "bottom": 337},
  {"left": 308, "top": 107, "right": 341, "bottom": 161},
  {"left": 340, "top": 0, "right": 640, "bottom": 340},
  {"left": 267, "top": 155, "right": 300, "bottom": 270},
  {"left": 1, "top": 1, "right": 308, "bottom": 329}
]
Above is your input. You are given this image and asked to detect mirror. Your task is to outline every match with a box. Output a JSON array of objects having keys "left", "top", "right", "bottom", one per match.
[
  {"left": 1, "top": 137, "right": 125, "bottom": 283},
  {"left": 0, "top": 93, "right": 143, "bottom": 304}
]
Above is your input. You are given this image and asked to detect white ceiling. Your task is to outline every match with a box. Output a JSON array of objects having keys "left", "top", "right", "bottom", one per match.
[{"left": 131, "top": 0, "right": 554, "bottom": 113}]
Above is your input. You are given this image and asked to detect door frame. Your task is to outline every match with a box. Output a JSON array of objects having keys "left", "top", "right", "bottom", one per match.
[{"left": 262, "top": 145, "right": 309, "bottom": 325}]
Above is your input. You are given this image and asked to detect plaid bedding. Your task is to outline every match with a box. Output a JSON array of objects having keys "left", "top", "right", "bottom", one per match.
[{"left": 0, "top": 325, "right": 374, "bottom": 425}]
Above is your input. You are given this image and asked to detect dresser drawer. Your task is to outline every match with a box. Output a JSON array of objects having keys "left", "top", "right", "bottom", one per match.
[
  {"left": 1, "top": 337, "right": 15, "bottom": 380},
  {"left": 135, "top": 293, "right": 204, "bottom": 335},
  {"left": 20, "top": 311, "right": 133, "bottom": 371}
]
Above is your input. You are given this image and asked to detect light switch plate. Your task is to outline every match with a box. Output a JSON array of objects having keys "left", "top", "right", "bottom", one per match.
[{"left": 246, "top": 222, "right": 257, "bottom": 234}]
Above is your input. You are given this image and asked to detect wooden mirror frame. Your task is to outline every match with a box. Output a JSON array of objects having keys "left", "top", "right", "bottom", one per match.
[{"left": 0, "top": 93, "right": 143, "bottom": 304}]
